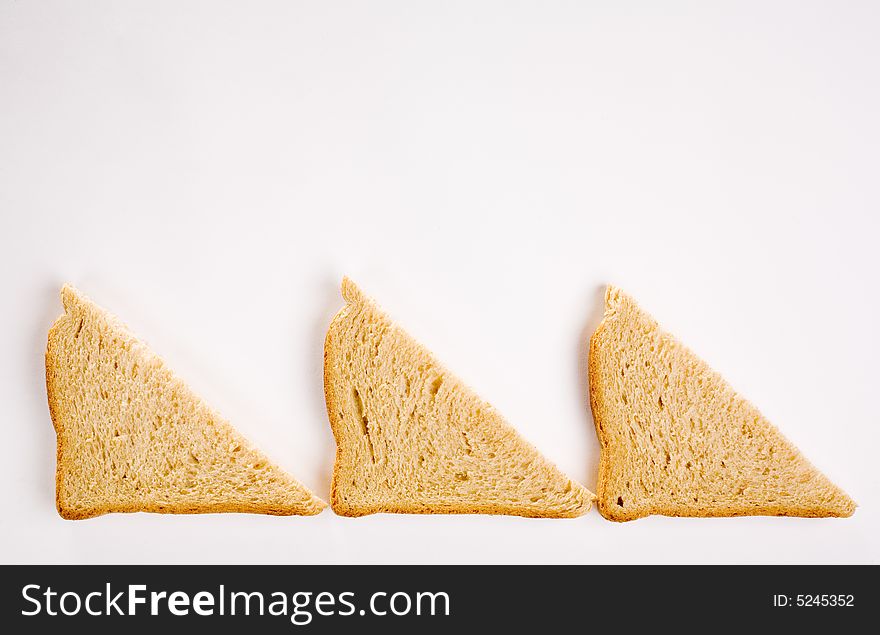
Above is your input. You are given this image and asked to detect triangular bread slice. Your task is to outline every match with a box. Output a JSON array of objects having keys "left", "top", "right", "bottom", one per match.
[
  {"left": 46, "top": 285, "right": 326, "bottom": 519},
  {"left": 324, "top": 278, "right": 593, "bottom": 517},
  {"left": 589, "top": 285, "right": 855, "bottom": 521}
]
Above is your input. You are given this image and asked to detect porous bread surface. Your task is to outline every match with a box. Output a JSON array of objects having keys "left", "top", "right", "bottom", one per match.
[
  {"left": 324, "top": 278, "right": 593, "bottom": 518},
  {"left": 589, "top": 286, "right": 855, "bottom": 521},
  {"left": 46, "top": 285, "right": 326, "bottom": 519}
]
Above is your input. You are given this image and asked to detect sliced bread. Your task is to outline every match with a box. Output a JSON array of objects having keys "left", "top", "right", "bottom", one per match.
[
  {"left": 589, "top": 285, "right": 855, "bottom": 521},
  {"left": 324, "top": 278, "right": 594, "bottom": 517},
  {"left": 46, "top": 285, "right": 326, "bottom": 519}
]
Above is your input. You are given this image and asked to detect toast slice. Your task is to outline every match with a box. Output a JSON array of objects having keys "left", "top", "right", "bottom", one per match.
[
  {"left": 46, "top": 285, "right": 327, "bottom": 519},
  {"left": 589, "top": 285, "right": 855, "bottom": 521},
  {"left": 324, "top": 278, "right": 593, "bottom": 517}
]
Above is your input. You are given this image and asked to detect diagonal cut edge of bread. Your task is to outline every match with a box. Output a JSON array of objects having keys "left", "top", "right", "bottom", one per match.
[
  {"left": 46, "top": 285, "right": 327, "bottom": 519},
  {"left": 589, "top": 285, "right": 855, "bottom": 521},
  {"left": 324, "top": 278, "right": 594, "bottom": 518}
]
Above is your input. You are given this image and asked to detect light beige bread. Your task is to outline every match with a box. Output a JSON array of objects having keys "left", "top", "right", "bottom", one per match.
[
  {"left": 589, "top": 285, "right": 855, "bottom": 521},
  {"left": 46, "top": 285, "right": 326, "bottom": 519},
  {"left": 324, "top": 278, "right": 593, "bottom": 518}
]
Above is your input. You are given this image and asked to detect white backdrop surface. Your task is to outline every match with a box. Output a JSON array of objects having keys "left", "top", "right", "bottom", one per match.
[{"left": 1, "top": 1, "right": 877, "bottom": 564}]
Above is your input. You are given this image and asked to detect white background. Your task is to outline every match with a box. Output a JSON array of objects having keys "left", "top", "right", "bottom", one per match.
[{"left": 1, "top": 1, "right": 877, "bottom": 564}]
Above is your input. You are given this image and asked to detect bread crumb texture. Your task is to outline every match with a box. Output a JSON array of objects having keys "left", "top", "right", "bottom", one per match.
[
  {"left": 589, "top": 286, "right": 855, "bottom": 521},
  {"left": 46, "top": 285, "right": 326, "bottom": 519},
  {"left": 324, "top": 278, "right": 593, "bottom": 518}
]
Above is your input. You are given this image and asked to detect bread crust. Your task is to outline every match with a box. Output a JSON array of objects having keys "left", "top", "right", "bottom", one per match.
[
  {"left": 45, "top": 288, "right": 326, "bottom": 519},
  {"left": 45, "top": 319, "right": 68, "bottom": 518},
  {"left": 587, "top": 297, "right": 618, "bottom": 521},
  {"left": 324, "top": 279, "right": 592, "bottom": 518},
  {"left": 589, "top": 285, "right": 855, "bottom": 521},
  {"left": 323, "top": 292, "right": 353, "bottom": 516}
]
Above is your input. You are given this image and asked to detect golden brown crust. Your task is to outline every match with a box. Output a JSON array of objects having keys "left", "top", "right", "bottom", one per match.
[
  {"left": 56, "top": 502, "right": 322, "bottom": 521},
  {"left": 45, "top": 318, "right": 67, "bottom": 519},
  {"left": 331, "top": 501, "right": 587, "bottom": 518},
  {"left": 322, "top": 292, "right": 351, "bottom": 516},
  {"left": 587, "top": 294, "right": 617, "bottom": 521}
]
